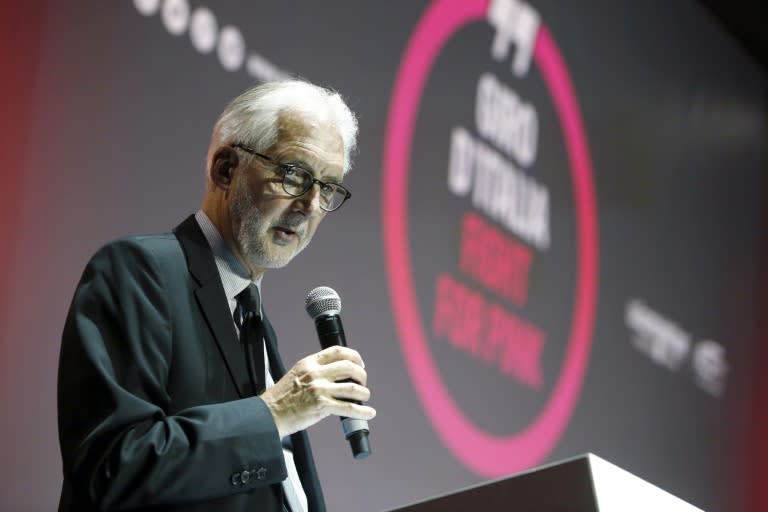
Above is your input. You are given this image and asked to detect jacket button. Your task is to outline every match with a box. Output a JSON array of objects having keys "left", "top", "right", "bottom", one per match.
[
  {"left": 256, "top": 467, "right": 267, "bottom": 480},
  {"left": 231, "top": 472, "right": 241, "bottom": 486}
]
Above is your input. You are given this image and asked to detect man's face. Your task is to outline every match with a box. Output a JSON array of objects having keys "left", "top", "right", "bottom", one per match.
[{"left": 229, "top": 112, "right": 345, "bottom": 274}]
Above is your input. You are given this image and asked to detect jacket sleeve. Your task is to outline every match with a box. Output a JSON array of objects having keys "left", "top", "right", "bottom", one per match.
[{"left": 57, "top": 238, "right": 287, "bottom": 510}]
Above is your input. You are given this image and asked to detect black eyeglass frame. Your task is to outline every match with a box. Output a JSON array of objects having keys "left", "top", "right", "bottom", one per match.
[{"left": 232, "top": 143, "right": 351, "bottom": 212}]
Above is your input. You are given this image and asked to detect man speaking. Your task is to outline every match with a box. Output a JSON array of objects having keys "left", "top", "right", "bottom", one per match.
[{"left": 57, "top": 80, "right": 375, "bottom": 512}]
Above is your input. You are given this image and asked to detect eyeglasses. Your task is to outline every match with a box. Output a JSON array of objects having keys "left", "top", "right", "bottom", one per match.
[{"left": 233, "top": 143, "right": 351, "bottom": 212}]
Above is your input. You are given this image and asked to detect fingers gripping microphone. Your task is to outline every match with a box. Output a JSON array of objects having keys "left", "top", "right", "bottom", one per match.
[{"left": 305, "top": 286, "right": 371, "bottom": 459}]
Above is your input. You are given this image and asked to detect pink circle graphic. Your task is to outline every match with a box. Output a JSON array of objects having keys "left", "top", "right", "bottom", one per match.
[{"left": 382, "top": 0, "right": 599, "bottom": 476}]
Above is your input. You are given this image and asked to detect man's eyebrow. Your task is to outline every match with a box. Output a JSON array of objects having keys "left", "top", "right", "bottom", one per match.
[
  {"left": 283, "top": 158, "right": 342, "bottom": 183},
  {"left": 283, "top": 158, "right": 312, "bottom": 169}
]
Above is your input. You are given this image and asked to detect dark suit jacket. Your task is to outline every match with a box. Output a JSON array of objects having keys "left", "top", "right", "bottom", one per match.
[{"left": 57, "top": 215, "right": 325, "bottom": 512}]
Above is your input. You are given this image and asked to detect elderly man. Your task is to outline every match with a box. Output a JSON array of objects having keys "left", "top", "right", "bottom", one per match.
[{"left": 57, "top": 80, "right": 375, "bottom": 512}]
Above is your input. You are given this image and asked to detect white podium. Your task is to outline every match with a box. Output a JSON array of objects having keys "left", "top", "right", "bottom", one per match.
[{"left": 387, "top": 453, "right": 705, "bottom": 512}]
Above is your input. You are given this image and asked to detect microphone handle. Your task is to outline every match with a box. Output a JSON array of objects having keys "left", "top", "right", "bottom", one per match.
[{"left": 314, "top": 314, "right": 372, "bottom": 459}]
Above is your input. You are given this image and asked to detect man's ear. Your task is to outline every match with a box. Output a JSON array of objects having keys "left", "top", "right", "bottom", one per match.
[{"left": 209, "top": 146, "right": 239, "bottom": 188}]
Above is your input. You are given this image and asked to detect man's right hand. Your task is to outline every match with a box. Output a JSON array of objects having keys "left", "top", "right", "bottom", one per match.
[{"left": 260, "top": 345, "right": 376, "bottom": 437}]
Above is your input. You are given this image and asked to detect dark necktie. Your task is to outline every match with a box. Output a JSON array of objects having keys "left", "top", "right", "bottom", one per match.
[
  {"left": 236, "top": 284, "right": 265, "bottom": 396},
  {"left": 237, "top": 286, "right": 304, "bottom": 512}
]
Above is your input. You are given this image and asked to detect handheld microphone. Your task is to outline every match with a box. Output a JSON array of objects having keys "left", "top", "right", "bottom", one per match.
[{"left": 305, "top": 286, "right": 372, "bottom": 459}]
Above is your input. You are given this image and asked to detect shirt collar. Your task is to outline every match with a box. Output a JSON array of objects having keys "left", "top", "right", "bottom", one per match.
[{"left": 194, "top": 210, "right": 262, "bottom": 301}]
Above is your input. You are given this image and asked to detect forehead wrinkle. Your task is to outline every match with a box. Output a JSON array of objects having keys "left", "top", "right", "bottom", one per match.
[{"left": 270, "top": 112, "right": 345, "bottom": 182}]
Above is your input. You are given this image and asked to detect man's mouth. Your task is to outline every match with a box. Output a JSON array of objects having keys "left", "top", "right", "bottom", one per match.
[
  {"left": 275, "top": 226, "right": 295, "bottom": 235},
  {"left": 272, "top": 224, "right": 300, "bottom": 242}
]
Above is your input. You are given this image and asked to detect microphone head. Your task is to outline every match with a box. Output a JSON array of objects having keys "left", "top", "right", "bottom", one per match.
[{"left": 305, "top": 286, "right": 342, "bottom": 319}]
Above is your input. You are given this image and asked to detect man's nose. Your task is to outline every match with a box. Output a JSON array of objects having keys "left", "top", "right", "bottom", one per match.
[{"left": 293, "top": 183, "right": 324, "bottom": 216}]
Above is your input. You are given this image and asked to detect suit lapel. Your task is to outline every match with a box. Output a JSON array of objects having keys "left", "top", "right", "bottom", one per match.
[
  {"left": 174, "top": 215, "right": 248, "bottom": 398},
  {"left": 262, "top": 311, "right": 286, "bottom": 379}
]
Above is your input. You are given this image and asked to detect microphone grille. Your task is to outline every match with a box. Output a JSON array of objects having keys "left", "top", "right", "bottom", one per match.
[{"left": 305, "top": 286, "right": 342, "bottom": 319}]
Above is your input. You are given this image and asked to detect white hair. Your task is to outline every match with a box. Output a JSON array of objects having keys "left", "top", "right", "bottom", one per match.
[{"left": 207, "top": 79, "right": 358, "bottom": 174}]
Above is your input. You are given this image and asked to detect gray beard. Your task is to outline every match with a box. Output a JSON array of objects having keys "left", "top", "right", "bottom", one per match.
[{"left": 230, "top": 183, "right": 311, "bottom": 270}]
